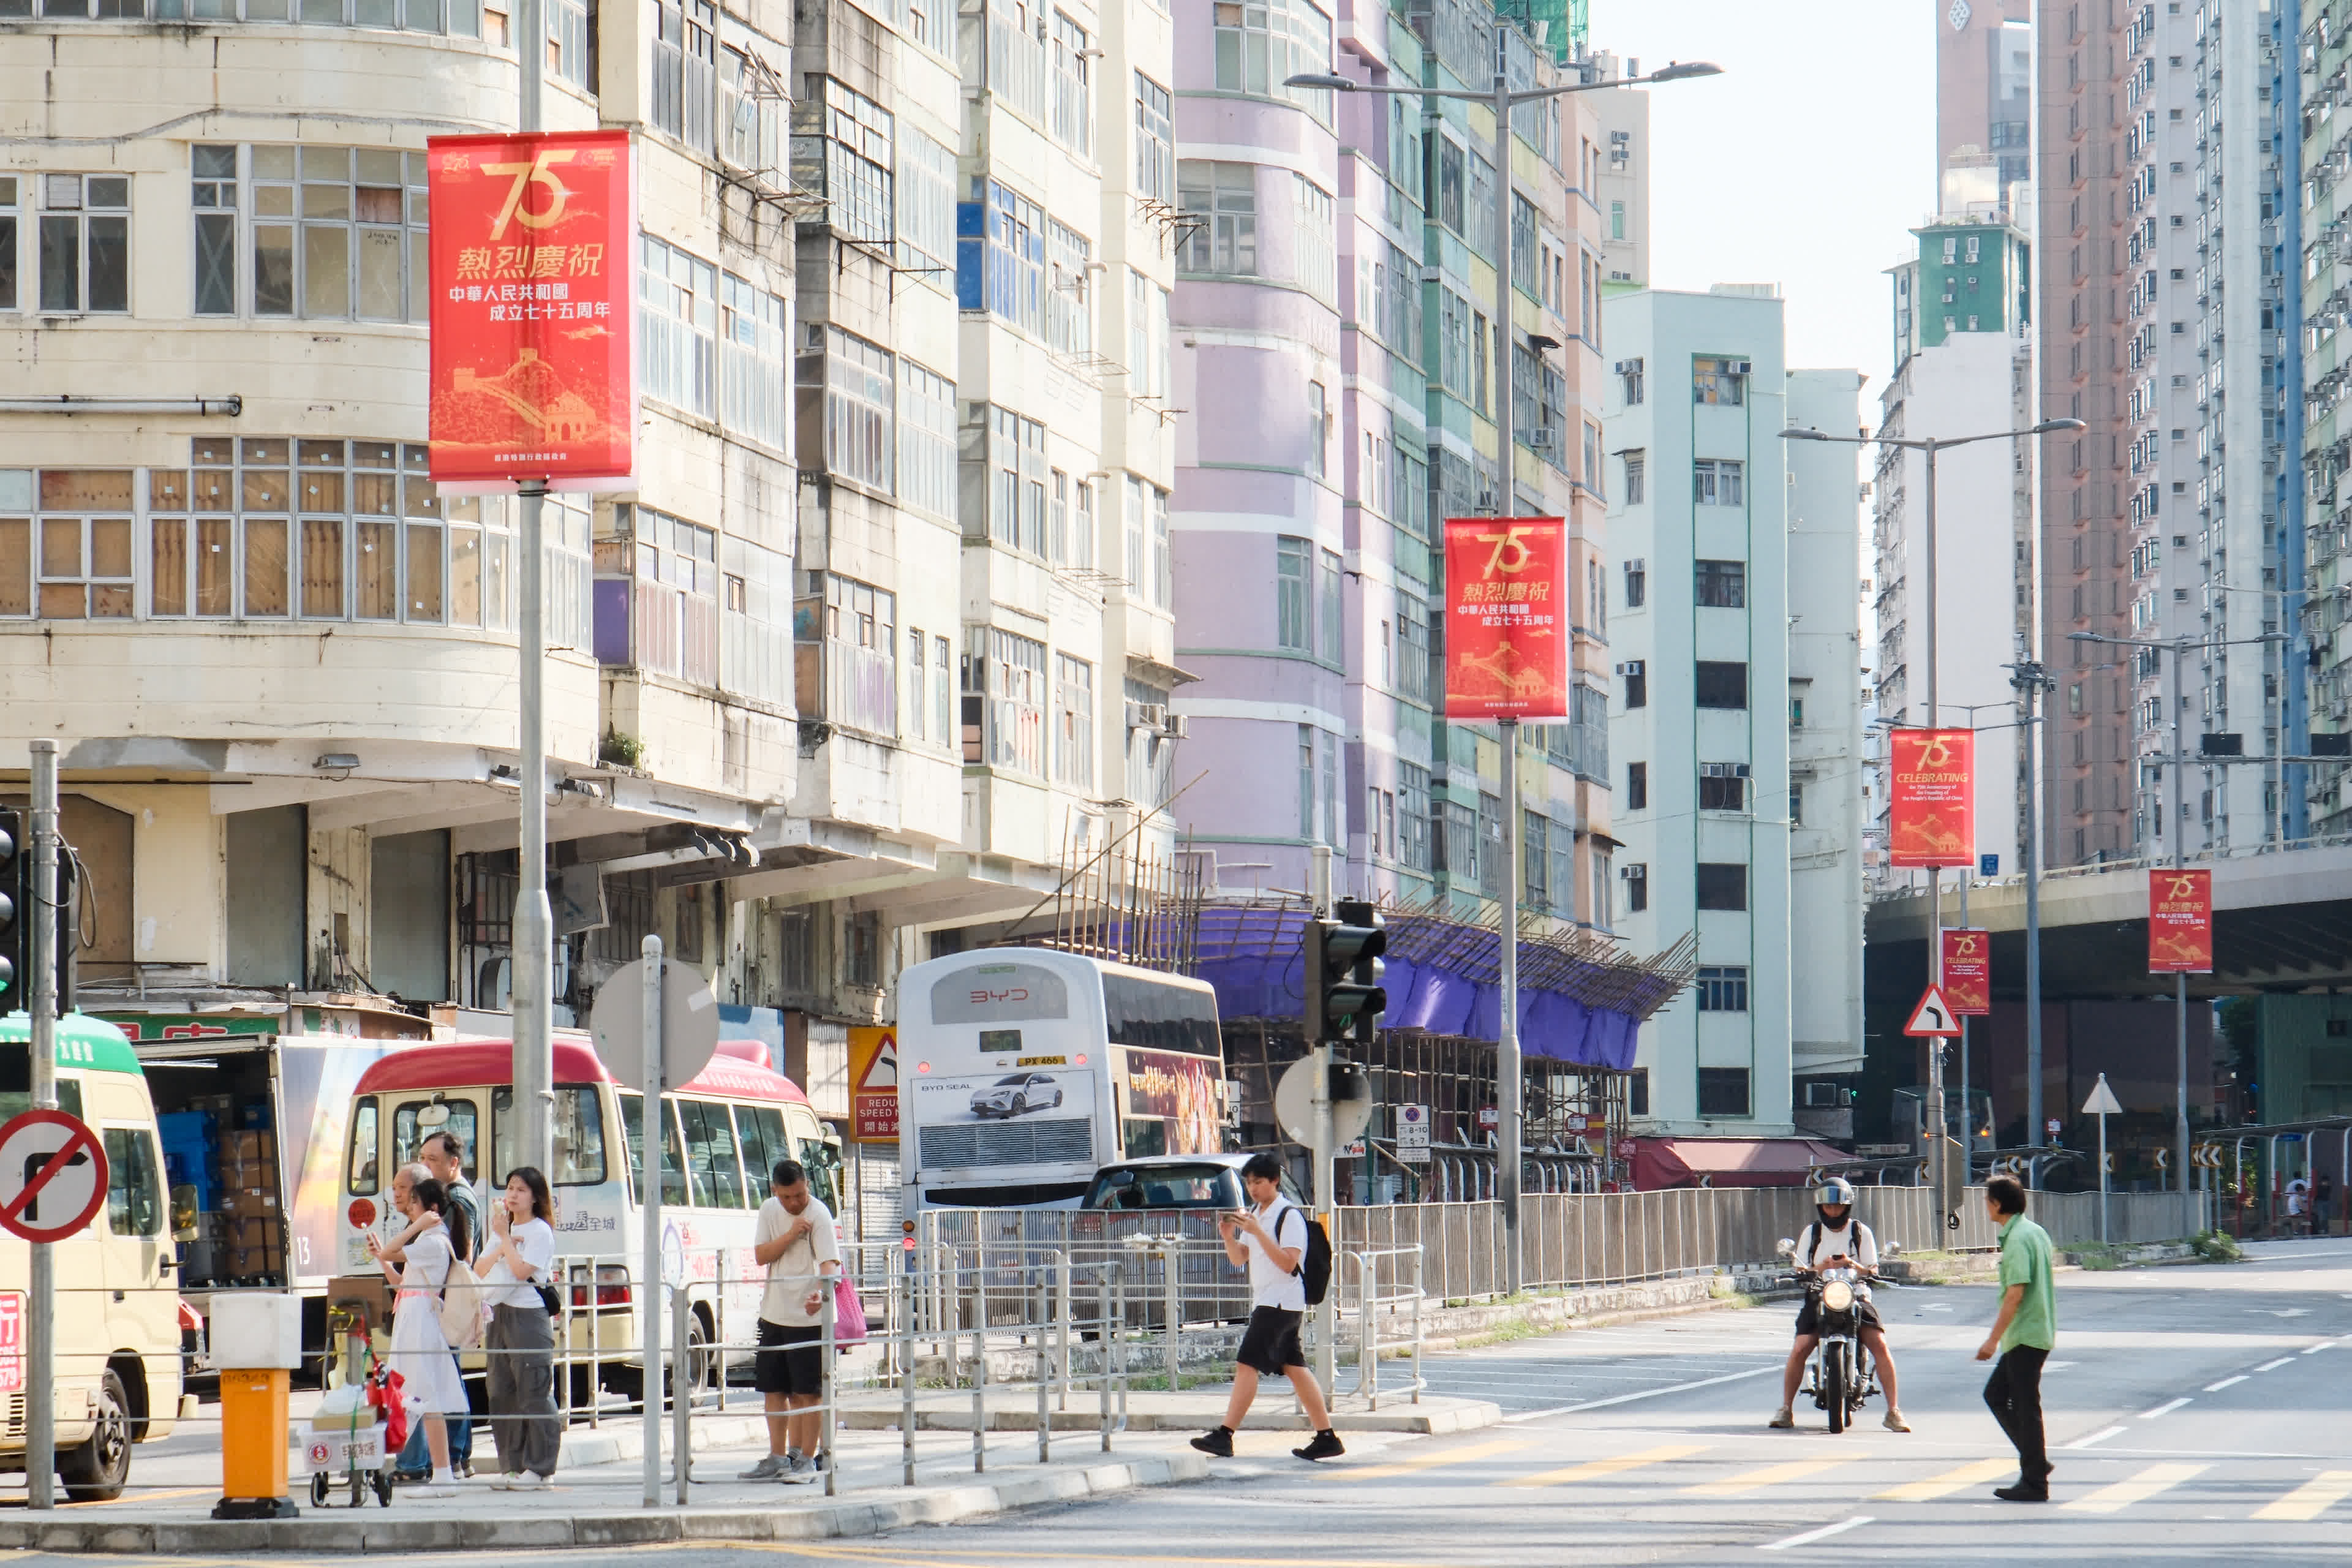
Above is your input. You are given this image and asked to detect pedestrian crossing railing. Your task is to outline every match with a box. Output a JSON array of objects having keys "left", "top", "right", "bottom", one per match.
[{"left": 1341, "top": 1245, "right": 1425, "bottom": 1410}]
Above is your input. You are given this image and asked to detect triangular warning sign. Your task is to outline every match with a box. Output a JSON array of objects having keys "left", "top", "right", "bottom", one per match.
[
  {"left": 855, "top": 1031, "right": 897, "bottom": 1093},
  {"left": 1902, "top": 986, "right": 1962, "bottom": 1037}
]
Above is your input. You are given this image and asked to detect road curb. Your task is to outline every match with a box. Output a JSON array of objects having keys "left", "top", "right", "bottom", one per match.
[{"left": 0, "top": 1452, "right": 1212, "bottom": 1554}]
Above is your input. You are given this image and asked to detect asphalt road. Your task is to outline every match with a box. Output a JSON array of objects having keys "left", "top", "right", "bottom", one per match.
[{"left": 29, "top": 1238, "right": 2352, "bottom": 1566}]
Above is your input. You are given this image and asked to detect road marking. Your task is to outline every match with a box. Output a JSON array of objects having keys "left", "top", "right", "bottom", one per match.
[
  {"left": 1874, "top": 1457, "right": 2016, "bottom": 1502},
  {"left": 1502, "top": 1443, "right": 1709, "bottom": 1488},
  {"left": 1501, "top": 1363, "right": 1779, "bottom": 1422},
  {"left": 1683, "top": 1458, "right": 1847, "bottom": 1498},
  {"left": 2046, "top": 1360, "right": 2076, "bottom": 1369},
  {"left": 2253, "top": 1357, "right": 2294, "bottom": 1372},
  {"left": 2204, "top": 1376, "right": 2248, "bottom": 1391},
  {"left": 1322, "top": 1437, "right": 1531, "bottom": 1482},
  {"left": 2064, "top": 1463, "right": 2211, "bottom": 1514},
  {"left": 2252, "top": 1470, "right": 2352, "bottom": 1522},
  {"left": 2139, "top": 1397, "right": 2192, "bottom": 1419},
  {"left": 1758, "top": 1517, "right": 1872, "bottom": 1552},
  {"left": 2301, "top": 1340, "right": 2337, "bottom": 1354},
  {"left": 2064, "top": 1425, "right": 2128, "bottom": 1449}
]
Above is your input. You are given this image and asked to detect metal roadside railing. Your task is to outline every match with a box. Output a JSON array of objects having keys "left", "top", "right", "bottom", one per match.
[{"left": 1341, "top": 1245, "right": 1424, "bottom": 1410}]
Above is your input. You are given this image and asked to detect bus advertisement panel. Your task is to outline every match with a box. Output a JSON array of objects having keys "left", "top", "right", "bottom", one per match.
[{"left": 1116, "top": 1047, "right": 1222, "bottom": 1158}]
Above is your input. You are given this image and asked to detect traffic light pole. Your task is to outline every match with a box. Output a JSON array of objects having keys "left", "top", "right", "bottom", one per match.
[
  {"left": 26, "top": 739, "right": 56, "bottom": 1509},
  {"left": 1307, "top": 846, "right": 1336, "bottom": 1396}
]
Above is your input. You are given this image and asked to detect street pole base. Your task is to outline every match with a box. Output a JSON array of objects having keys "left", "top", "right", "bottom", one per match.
[{"left": 211, "top": 1495, "right": 300, "bottom": 1520}]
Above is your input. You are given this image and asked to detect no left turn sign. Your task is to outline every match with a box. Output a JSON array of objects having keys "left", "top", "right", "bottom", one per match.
[{"left": 0, "top": 1109, "right": 108, "bottom": 1245}]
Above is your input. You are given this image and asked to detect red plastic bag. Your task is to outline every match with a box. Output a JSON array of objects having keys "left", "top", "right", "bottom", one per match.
[{"left": 365, "top": 1361, "right": 410, "bottom": 1452}]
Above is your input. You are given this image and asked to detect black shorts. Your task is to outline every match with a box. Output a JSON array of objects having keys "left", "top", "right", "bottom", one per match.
[
  {"left": 1236, "top": 1306, "right": 1306, "bottom": 1378},
  {"left": 755, "top": 1320, "right": 824, "bottom": 1395},
  {"left": 1794, "top": 1295, "right": 1883, "bottom": 1338}
]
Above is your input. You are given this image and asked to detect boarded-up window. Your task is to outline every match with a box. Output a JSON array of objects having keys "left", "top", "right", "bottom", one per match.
[
  {"left": 368, "top": 830, "right": 449, "bottom": 1002},
  {"left": 226, "top": 806, "right": 305, "bottom": 986},
  {"left": 0, "top": 794, "right": 133, "bottom": 979}
]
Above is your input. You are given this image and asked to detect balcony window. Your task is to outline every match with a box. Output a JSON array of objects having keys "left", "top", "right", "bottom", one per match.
[
  {"left": 978, "top": 407, "right": 1047, "bottom": 556},
  {"left": 1047, "top": 219, "right": 1092, "bottom": 358},
  {"left": 967, "top": 627, "right": 1048, "bottom": 775},
  {"left": 719, "top": 271, "right": 788, "bottom": 451},
  {"left": 802, "top": 573, "right": 896, "bottom": 737},
  {"left": 639, "top": 233, "right": 719, "bottom": 418},
  {"left": 1054, "top": 653, "right": 1095, "bottom": 788},
  {"left": 1176, "top": 162, "right": 1257, "bottom": 275},
  {"left": 651, "top": 0, "right": 718, "bottom": 153},
  {"left": 805, "top": 325, "right": 894, "bottom": 492},
  {"left": 796, "top": 78, "right": 892, "bottom": 245},
  {"left": 1134, "top": 74, "right": 1175, "bottom": 202},
  {"left": 957, "top": 178, "right": 1046, "bottom": 336},
  {"left": 597, "top": 504, "right": 718, "bottom": 687},
  {"left": 1050, "top": 12, "right": 1094, "bottom": 155},
  {"left": 897, "top": 359, "right": 957, "bottom": 522}
]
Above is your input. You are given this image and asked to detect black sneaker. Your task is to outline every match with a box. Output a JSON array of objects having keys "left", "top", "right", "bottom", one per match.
[
  {"left": 1291, "top": 1430, "right": 1345, "bottom": 1462},
  {"left": 1992, "top": 1482, "right": 2049, "bottom": 1503},
  {"left": 1188, "top": 1427, "right": 1234, "bottom": 1458}
]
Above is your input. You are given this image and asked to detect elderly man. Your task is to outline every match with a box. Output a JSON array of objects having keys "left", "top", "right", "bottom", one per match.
[{"left": 388, "top": 1145, "right": 479, "bottom": 1482}]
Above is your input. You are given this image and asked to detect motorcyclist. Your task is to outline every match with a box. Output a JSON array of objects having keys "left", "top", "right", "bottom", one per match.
[{"left": 1770, "top": 1177, "right": 1909, "bottom": 1432}]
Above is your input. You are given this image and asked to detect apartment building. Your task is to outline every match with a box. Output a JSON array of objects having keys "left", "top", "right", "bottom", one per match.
[
  {"left": 2303, "top": 0, "right": 2352, "bottom": 831},
  {"left": 1873, "top": 216, "right": 2038, "bottom": 886},
  {"left": 1168, "top": 0, "right": 1613, "bottom": 930},
  {"left": 0, "top": 1, "right": 1176, "bottom": 1153},
  {"left": 1937, "top": 0, "right": 2034, "bottom": 208},
  {"left": 1602, "top": 286, "right": 1856, "bottom": 1136},
  {"left": 2035, "top": 0, "right": 2141, "bottom": 864},
  {"left": 1785, "top": 369, "right": 1867, "bottom": 1136}
]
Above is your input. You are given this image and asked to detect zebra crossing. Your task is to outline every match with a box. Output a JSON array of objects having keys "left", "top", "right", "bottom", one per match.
[{"left": 1295, "top": 1436, "right": 2352, "bottom": 1521}]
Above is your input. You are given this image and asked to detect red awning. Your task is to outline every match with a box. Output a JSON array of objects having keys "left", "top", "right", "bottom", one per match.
[{"left": 1627, "top": 1136, "right": 1850, "bottom": 1191}]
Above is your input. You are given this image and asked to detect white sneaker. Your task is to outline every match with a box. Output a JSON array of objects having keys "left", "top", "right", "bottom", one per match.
[
  {"left": 412, "top": 1483, "right": 459, "bottom": 1499},
  {"left": 1883, "top": 1409, "right": 1912, "bottom": 1433},
  {"left": 513, "top": 1472, "right": 548, "bottom": 1491},
  {"left": 488, "top": 1472, "right": 512, "bottom": 1491}
]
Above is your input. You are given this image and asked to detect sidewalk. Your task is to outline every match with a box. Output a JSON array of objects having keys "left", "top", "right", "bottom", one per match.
[{"left": 2, "top": 1389, "right": 1499, "bottom": 1553}]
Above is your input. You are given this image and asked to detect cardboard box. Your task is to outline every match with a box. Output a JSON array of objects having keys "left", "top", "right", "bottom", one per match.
[
  {"left": 227, "top": 1129, "right": 276, "bottom": 1158},
  {"left": 225, "top": 1187, "right": 281, "bottom": 1214},
  {"left": 225, "top": 1215, "right": 282, "bottom": 1250}
]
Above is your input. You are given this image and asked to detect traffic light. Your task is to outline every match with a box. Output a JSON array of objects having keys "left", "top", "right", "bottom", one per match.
[
  {"left": 0, "top": 808, "right": 18, "bottom": 1015},
  {"left": 1302, "top": 899, "right": 1387, "bottom": 1045}
]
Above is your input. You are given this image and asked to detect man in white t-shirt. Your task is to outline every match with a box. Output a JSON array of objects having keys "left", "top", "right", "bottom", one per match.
[
  {"left": 1189, "top": 1153, "right": 1343, "bottom": 1463},
  {"left": 1771, "top": 1177, "right": 1907, "bottom": 1433},
  {"left": 739, "top": 1159, "right": 842, "bottom": 1483}
]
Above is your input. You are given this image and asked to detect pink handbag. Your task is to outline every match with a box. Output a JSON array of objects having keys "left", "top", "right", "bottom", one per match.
[{"left": 831, "top": 1273, "right": 868, "bottom": 1346}]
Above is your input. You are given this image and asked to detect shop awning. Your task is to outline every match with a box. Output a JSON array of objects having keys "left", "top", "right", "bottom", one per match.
[{"left": 1627, "top": 1136, "right": 1850, "bottom": 1191}]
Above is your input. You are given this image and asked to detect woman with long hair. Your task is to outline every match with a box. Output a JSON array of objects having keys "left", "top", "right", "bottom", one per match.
[
  {"left": 368, "top": 1168, "right": 469, "bottom": 1496},
  {"left": 473, "top": 1165, "right": 562, "bottom": 1488}
]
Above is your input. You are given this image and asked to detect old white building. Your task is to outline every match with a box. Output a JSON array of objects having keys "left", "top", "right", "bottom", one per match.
[{"left": 0, "top": 2, "right": 1178, "bottom": 1178}]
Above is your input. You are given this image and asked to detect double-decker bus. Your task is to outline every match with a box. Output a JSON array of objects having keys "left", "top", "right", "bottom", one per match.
[
  {"left": 895, "top": 948, "right": 1227, "bottom": 1210},
  {"left": 334, "top": 1036, "right": 839, "bottom": 1398}
]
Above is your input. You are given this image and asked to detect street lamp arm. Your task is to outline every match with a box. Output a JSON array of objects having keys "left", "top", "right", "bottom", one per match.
[
  {"left": 1281, "top": 62, "right": 1721, "bottom": 103},
  {"left": 1779, "top": 418, "right": 2083, "bottom": 450}
]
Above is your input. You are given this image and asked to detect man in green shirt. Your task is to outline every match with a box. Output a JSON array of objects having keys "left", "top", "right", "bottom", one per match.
[{"left": 1975, "top": 1175, "right": 2056, "bottom": 1501}]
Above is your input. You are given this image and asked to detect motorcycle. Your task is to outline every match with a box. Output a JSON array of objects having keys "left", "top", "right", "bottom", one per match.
[{"left": 1775, "top": 1239, "right": 1877, "bottom": 1434}]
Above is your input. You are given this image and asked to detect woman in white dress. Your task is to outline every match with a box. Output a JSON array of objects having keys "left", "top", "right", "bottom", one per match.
[{"left": 369, "top": 1171, "right": 470, "bottom": 1497}]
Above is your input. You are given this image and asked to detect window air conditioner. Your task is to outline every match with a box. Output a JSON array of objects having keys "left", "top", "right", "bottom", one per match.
[
  {"left": 1528, "top": 427, "right": 1558, "bottom": 450},
  {"left": 1161, "top": 714, "right": 1188, "bottom": 739},
  {"left": 1730, "top": 360, "right": 1752, "bottom": 375},
  {"left": 1615, "top": 660, "right": 1645, "bottom": 676}
]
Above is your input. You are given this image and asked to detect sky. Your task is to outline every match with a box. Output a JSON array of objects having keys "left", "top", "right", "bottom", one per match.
[{"left": 1593, "top": 1, "right": 1939, "bottom": 405}]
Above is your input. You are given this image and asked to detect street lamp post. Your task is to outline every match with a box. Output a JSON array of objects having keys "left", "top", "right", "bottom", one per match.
[
  {"left": 2006, "top": 657, "right": 2055, "bottom": 1169},
  {"left": 1287, "top": 53, "right": 1720, "bottom": 1297},
  {"left": 2070, "top": 625, "right": 2288, "bottom": 1235},
  {"left": 1784, "top": 418, "right": 2080, "bottom": 1224}
]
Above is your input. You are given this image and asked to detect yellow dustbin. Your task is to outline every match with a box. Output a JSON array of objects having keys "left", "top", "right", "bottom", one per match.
[{"left": 208, "top": 1293, "right": 302, "bottom": 1520}]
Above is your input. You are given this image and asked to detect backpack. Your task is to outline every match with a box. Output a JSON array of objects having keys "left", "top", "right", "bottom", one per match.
[
  {"left": 436, "top": 1241, "right": 486, "bottom": 1349},
  {"left": 1283, "top": 1205, "right": 1335, "bottom": 1308}
]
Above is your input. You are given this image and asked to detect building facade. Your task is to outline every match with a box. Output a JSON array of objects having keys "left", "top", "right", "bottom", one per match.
[
  {"left": 0, "top": 1, "right": 1180, "bottom": 1188},
  {"left": 2304, "top": 0, "right": 2352, "bottom": 829},
  {"left": 1601, "top": 285, "right": 1850, "bottom": 1136},
  {"left": 1785, "top": 369, "right": 1867, "bottom": 1135},
  {"left": 1167, "top": 0, "right": 1616, "bottom": 933},
  {"left": 1937, "top": 0, "right": 2034, "bottom": 206},
  {"left": 1872, "top": 217, "right": 2038, "bottom": 888}
]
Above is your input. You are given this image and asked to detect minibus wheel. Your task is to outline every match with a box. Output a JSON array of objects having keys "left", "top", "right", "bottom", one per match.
[{"left": 59, "top": 1370, "right": 131, "bottom": 1502}]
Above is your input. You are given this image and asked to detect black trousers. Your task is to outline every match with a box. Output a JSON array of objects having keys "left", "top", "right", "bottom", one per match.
[{"left": 1983, "top": 1345, "right": 2051, "bottom": 1483}]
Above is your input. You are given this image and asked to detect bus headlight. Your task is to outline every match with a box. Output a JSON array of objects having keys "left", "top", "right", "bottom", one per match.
[{"left": 1822, "top": 1280, "right": 1853, "bottom": 1313}]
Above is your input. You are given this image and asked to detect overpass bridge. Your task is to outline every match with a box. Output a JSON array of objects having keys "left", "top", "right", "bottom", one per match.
[
  {"left": 1864, "top": 838, "right": 2352, "bottom": 1001},
  {"left": 1858, "top": 839, "right": 2352, "bottom": 1154}
]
